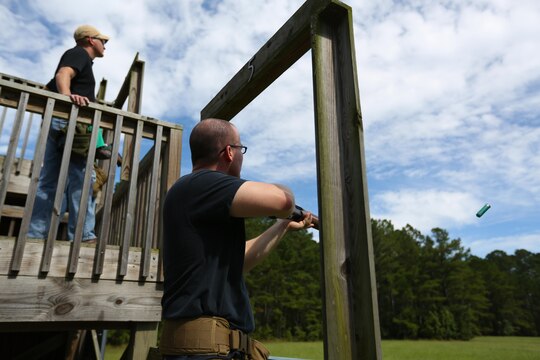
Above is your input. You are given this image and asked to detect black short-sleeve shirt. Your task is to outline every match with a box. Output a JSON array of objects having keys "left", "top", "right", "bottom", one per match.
[
  {"left": 46, "top": 46, "right": 96, "bottom": 101},
  {"left": 161, "top": 170, "right": 254, "bottom": 332}
]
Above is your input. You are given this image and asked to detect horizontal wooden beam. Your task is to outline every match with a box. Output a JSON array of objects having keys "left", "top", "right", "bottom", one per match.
[
  {"left": 0, "top": 276, "right": 162, "bottom": 322},
  {"left": 0, "top": 76, "right": 182, "bottom": 136},
  {"left": 201, "top": 0, "right": 334, "bottom": 120}
]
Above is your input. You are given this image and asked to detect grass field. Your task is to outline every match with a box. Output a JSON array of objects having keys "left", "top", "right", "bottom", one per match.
[{"left": 105, "top": 336, "right": 540, "bottom": 359}]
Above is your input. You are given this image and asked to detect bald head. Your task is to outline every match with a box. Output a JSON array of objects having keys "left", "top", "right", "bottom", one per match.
[{"left": 190, "top": 118, "right": 237, "bottom": 167}]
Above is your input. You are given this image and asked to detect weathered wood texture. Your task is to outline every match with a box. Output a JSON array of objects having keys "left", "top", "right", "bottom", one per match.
[
  {"left": 69, "top": 111, "right": 102, "bottom": 274},
  {"left": 312, "top": 3, "right": 381, "bottom": 359},
  {"left": 119, "top": 55, "right": 145, "bottom": 182},
  {"left": 200, "top": 0, "right": 381, "bottom": 359},
  {"left": 94, "top": 115, "right": 124, "bottom": 276},
  {"left": 0, "top": 92, "right": 29, "bottom": 214},
  {"left": 0, "top": 275, "right": 162, "bottom": 322},
  {"left": 201, "top": 0, "right": 334, "bottom": 120},
  {"left": 0, "top": 238, "right": 160, "bottom": 281},
  {"left": 0, "top": 156, "right": 33, "bottom": 195},
  {"left": 0, "top": 61, "right": 178, "bottom": 359},
  {"left": 0, "top": 73, "right": 182, "bottom": 279},
  {"left": 0, "top": 75, "right": 177, "bottom": 140},
  {"left": 122, "top": 322, "right": 159, "bottom": 360}
]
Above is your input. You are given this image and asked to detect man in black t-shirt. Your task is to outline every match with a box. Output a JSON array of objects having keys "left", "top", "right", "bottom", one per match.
[
  {"left": 160, "top": 118, "right": 313, "bottom": 359},
  {"left": 28, "top": 25, "right": 110, "bottom": 242}
]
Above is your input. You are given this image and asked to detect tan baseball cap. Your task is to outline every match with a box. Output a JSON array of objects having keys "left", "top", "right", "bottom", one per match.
[{"left": 73, "top": 25, "right": 110, "bottom": 41}]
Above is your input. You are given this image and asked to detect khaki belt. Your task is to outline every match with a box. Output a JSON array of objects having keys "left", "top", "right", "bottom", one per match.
[{"left": 160, "top": 316, "right": 269, "bottom": 360}]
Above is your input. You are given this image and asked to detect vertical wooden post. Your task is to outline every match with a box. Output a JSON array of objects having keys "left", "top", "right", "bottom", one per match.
[
  {"left": 120, "top": 62, "right": 144, "bottom": 182},
  {"left": 94, "top": 115, "right": 123, "bottom": 276},
  {"left": 68, "top": 111, "right": 101, "bottom": 274},
  {"left": 96, "top": 78, "right": 108, "bottom": 101},
  {"left": 122, "top": 322, "right": 158, "bottom": 360},
  {"left": 41, "top": 105, "right": 79, "bottom": 273},
  {"left": 118, "top": 119, "right": 143, "bottom": 277},
  {"left": 16, "top": 112, "right": 33, "bottom": 174},
  {"left": 157, "top": 127, "right": 182, "bottom": 282},
  {"left": 0, "top": 106, "right": 7, "bottom": 136},
  {"left": 141, "top": 126, "right": 163, "bottom": 278},
  {"left": 11, "top": 98, "right": 55, "bottom": 272},
  {"left": 311, "top": 3, "right": 382, "bottom": 359},
  {"left": 0, "top": 92, "right": 29, "bottom": 216}
]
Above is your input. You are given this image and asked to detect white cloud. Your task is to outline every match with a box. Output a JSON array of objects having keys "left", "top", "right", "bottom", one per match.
[
  {"left": 468, "top": 232, "right": 540, "bottom": 257},
  {"left": 1, "top": 0, "right": 539, "bottom": 256},
  {"left": 371, "top": 189, "right": 482, "bottom": 233}
]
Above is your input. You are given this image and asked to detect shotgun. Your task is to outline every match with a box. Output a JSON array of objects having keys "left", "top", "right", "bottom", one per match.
[{"left": 287, "top": 205, "right": 319, "bottom": 230}]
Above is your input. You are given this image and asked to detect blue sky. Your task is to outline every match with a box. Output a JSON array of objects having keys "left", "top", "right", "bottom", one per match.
[{"left": 1, "top": 0, "right": 539, "bottom": 257}]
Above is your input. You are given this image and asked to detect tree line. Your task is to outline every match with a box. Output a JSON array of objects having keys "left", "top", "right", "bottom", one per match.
[{"left": 244, "top": 218, "right": 540, "bottom": 341}]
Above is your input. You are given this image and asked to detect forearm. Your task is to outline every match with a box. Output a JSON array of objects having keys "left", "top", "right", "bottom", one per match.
[{"left": 243, "top": 219, "right": 290, "bottom": 272}]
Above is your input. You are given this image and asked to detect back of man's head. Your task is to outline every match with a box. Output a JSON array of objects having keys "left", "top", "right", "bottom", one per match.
[{"left": 190, "top": 118, "right": 235, "bottom": 167}]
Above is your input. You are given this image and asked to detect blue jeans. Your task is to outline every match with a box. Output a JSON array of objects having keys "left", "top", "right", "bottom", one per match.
[{"left": 28, "top": 118, "right": 96, "bottom": 241}]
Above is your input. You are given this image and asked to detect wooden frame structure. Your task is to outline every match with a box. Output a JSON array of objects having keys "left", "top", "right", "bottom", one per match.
[
  {"left": 0, "top": 0, "right": 379, "bottom": 358},
  {"left": 0, "top": 53, "right": 182, "bottom": 359},
  {"left": 202, "top": 0, "right": 382, "bottom": 358}
]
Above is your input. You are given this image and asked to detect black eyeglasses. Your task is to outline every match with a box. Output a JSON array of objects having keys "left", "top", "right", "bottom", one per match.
[
  {"left": 92, "top": 37, "right": 107, "bottom": 45},
  {"left": 219, "top": 144, "right": 248, "bottom": 154}
]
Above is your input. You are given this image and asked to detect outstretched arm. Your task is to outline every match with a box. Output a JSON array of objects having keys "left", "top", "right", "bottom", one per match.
[
  {"left": 230, "top": 180, "right": 313, "bottom": 271},
  {"left": 243, "top": 214, "right": 313, "bottom": 272}
]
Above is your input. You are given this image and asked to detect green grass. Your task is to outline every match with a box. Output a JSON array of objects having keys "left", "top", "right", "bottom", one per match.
[
  {"left": 105, "top": 337, "right": 540, "bottom": 360},
  {"left": 381, "top": 337, "right": 540, "bottom": 360},
  {"left": 104, "top": 344, "right": 126, "bottom": 360},
  {"left": 265, "top": 341, "right": 324, "bottom": 359},
  {"left": 266, "top": 337, "right": 540, "bottom": 360}
]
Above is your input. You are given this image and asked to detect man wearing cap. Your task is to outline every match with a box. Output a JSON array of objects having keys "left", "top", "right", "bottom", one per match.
[{"left": 28, "top": 25, "right": 110, "bottom": 242}]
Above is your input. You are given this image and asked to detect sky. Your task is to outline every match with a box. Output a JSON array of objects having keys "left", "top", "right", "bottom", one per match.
[{"left": 1, "top": 0, "right": 539, "bottom": 257}]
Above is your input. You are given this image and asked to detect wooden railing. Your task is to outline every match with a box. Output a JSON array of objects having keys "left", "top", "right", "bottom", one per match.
[{"left": 0, "top": 72, "right": 182, "bottom": 280}]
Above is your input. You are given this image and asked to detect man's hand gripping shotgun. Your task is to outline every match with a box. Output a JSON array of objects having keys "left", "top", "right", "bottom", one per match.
[{"left": 286, "top": 205, "right": 320, "bottom": 230}]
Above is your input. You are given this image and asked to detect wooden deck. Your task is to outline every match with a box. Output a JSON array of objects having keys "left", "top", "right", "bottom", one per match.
[{"left": 0, "top": 62, "right": 182, "bottom": 358}]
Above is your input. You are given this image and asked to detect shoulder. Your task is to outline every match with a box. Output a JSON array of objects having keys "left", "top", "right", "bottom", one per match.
[
  {"left": 59, "top": 46, "right": 91, "bottom": 66},
  {"left": 170, "top": 170, "right": 245, "bottom": 195},
  {"left": 62, "top": 46, "right": 87, "bottom": 58}
]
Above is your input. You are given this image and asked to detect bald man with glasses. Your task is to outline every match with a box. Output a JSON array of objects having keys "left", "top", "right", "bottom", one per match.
[{"left": 160, "top": 118, "right": 313, "bottom": 360}]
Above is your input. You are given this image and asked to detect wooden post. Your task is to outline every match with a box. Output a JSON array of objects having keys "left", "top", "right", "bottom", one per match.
[
  {"left": 11, "top": 98, "right": 55, "bottom": 272},
  {"left": 141, "top": 126, "right": 163, "bottom": 278},
  {"left": 121, "top": 322, "right": 158, "bottom": 360},
  {"left": 118, "top": 120, "right": 143, "bottom": 277},
  {"left": 200, "top": 1, "right": 381, "bottom": 358},
  {"left": 311, "top": 3, "right": 381, "bottom": 359},
  {"left": 0, "top": 92, "right": 29, "bottom": 216},
  {"left": 16, "top": 112, "right": 33, "bottom": 174},
  {"left": 97, "top": 78, "right": 108, "bottom": 101},
  {"left": 94, "top": 115, "right": 123, "bottom": 276},
  {"left": 68, "top": 111, "right": 101, "bottom": 274},
  {"left": 41, "top": 105, "right": 79, "bottom": 273},
  {"left": 157, "top": 127, "right": 182, "bottom": 282},
  {"left": 0, "top": 106, "right": 7, "bottom": 135},
  {"left": 120, "top": 60, "right": 144, "bottom": 182}
]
